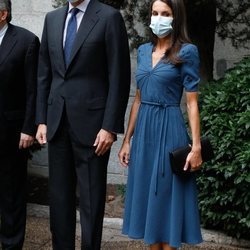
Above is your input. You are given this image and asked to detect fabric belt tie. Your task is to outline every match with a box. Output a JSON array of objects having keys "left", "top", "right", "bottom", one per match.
[
  {"left": 141, "top": 100, "right": 179, "bottom": 108},
  {"left": 141, "top": 100, "right": 180, "bottom": 195}
]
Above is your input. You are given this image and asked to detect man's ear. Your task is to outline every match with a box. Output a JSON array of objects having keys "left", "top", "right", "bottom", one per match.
[{"left": 0, "top": 10, "right": 8, "bottom": 21}]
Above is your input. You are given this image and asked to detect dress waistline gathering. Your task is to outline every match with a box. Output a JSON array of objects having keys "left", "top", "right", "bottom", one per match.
[{"left": 141, "top": 100, "right": 180, "bottom": 108}]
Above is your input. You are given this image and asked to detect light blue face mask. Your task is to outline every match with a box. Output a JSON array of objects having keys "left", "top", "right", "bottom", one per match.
[{"left": 149, "top": 16, "right": 173, "bottom": 38}]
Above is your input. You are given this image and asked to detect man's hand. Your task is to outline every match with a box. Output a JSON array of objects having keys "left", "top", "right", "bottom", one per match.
[
  {"left": 36, "top": 124, "right": 47, "bottom": 145},
  {"left": 94, "top": 129, "right": 115, "bottom": 156},
  {"left": 19, "top": 133, "right": 34, "bottom": 149}
]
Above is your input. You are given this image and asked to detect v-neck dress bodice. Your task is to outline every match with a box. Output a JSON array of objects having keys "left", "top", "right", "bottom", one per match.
[{"left": 122, "top": 43, "right": 203, "bottom": 248}]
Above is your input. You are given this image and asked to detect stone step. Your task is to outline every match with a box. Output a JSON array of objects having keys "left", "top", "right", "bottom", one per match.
[
  {"left": 26, "top": 204, "right": 250, "bottom": 250},
  {"left": 101, "top": 241, "right": 248, "bottom": 250}
]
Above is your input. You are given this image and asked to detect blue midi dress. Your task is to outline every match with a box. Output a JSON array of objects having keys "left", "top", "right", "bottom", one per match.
[{"left": 122, "top": 43, "right": 203, "bottom": 248}]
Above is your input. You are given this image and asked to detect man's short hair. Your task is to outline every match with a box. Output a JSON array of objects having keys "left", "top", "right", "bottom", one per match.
[{"left": 0, "top": 0, "right": 12, "bottom": 23}]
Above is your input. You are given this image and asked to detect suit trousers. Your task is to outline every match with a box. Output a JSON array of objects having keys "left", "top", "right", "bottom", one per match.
[
  {"left": 0, "top": 121, "right": 28, "bottom": 250},
  {"left": 48, "top": 111, "right": 109, "bottom": 250}
]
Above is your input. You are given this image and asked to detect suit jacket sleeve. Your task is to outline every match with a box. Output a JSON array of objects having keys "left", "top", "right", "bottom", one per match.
[
  {"left": 102, "top": 10, "right": 131, "bottom": 134},
  {"left": 36, "top": 14, "right": 52, "bottom": 125},
  {"left": 22, "top": 35, "right": 40, "bottom": 136}
]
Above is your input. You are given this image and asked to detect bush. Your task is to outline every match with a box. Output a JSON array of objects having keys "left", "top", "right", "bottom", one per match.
[
  {"left": 197, "top": 57, "right": 250, "bottom": 239},
  {"left": 53, "top": 0, "right": 124, "bottom": 8}
]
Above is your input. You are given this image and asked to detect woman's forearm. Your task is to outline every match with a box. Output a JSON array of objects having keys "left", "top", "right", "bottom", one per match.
[
  {"left": 123, "top": 90, "right": 141, "bottom": 143},
  {"left": 186, "top": 92, "right": 201, "bottom": 151}
]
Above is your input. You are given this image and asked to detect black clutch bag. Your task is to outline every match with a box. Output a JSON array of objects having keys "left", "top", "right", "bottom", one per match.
[{"left": 169, "top": 137, "right": 214, "bottom": 176}]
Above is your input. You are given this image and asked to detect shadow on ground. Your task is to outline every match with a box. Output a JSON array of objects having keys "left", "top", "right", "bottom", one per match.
[{"left": 27, "top": 175, "right": 124, "bottom": 218}]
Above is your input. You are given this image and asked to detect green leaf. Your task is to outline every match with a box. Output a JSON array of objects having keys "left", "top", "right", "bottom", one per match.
[{"left": 198, "top": 57, "right": 250, "bottom": 240}]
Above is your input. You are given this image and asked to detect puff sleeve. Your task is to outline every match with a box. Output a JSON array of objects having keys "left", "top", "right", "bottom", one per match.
[{"left": 180, "top": 44, "right": 200, "bottom": 92}]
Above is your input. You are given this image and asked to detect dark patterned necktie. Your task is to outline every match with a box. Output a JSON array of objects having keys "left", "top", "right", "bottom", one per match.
[{"left": 64, "top": 8, "right": 79, "bottom": 67}]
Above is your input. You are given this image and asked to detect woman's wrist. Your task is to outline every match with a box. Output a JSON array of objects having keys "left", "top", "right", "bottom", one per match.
[
  {"left": 191, "top": 145, "right": 201, "bottom": 153},
  {"left": 123, "top": 136, "right": 131, "bottom": 143}
]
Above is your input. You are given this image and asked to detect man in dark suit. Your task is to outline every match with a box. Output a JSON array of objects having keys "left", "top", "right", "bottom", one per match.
[
  {"left": 0, "top": 0, "right": 40, "bottom": 249},
  {"left": 36, "top": 0, "right": 130, "bottom": 249}
]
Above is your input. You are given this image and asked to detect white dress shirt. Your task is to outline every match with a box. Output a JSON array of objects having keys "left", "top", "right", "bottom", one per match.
[
  {"left": 0, "top": 23, "right": 8, "bottom": 46},
  {"left": 63, "top": 0, "right": 91, "bottom": 48}
]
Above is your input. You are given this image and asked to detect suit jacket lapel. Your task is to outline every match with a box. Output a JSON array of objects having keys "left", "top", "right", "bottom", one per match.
[
  {"left": 53, "top": 6, "right": 68, "bottom": 72},
  {"left": 0, "top": 24, "right": 17, "bottom": 66},
  {"left": 67, "top": 0, "right": 100, "bottom": 68}
]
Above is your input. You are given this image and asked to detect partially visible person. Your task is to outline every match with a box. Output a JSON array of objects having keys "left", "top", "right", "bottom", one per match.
[
  {"left": 0, "top": 0, "right": 40, "bottom": 249},
  {"left": 119, "top": 0, "right": 203, "bottom": 249},
  {"left": 35, "top": 0, "right": 130, "bottom": 249}
]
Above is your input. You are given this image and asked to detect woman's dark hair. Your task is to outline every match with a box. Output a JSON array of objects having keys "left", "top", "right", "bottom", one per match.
[{"left": 149, "top": 0, "right": 191, "bottom": 65}]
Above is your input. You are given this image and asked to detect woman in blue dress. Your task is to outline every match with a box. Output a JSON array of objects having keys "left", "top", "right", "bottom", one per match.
[{"left": 118, "top": 0, "right": 203, "bottom": 249}]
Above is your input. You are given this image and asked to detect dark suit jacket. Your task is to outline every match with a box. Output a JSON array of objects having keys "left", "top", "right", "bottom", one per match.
[
  {"left": 0, "top": 24, "right": 40, "bottom": 143},
  {"left": 36, "top": 0, "right": 131, "bottom": 146}
]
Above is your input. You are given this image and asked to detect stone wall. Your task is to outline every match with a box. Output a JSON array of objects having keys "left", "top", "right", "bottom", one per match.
[
  {"left": 213, "top": 0, "right": 250, "bottom": 79},
  {"left": 213, "top": 34, "right": 249, "bottom": 79},
  {"left": 11, "top": 0, "right": 53, "bottom": 38}
]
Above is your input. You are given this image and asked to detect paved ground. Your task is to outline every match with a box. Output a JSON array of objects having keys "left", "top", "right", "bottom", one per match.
[{"left": 10, "top": 204, "right": 248, "bottom": 250}]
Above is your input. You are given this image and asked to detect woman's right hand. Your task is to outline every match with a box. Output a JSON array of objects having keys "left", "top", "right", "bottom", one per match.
[
  {"left": 118, "top": 141, "right": 130, "bottom": 167},
  {"left": 118, "top": 90, "right": 140, "bottom": 167}
]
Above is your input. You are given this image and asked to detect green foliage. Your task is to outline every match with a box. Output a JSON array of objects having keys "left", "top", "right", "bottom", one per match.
[
  {"left": 215, "top": 0, "right": 250, "bottom": 48},
  {"left": 53, "top": 0, "right": 124, "bottom": 8},
  {"left": 117, "top": 184, "right": 126, "bottom": 197},
  {"left": 121, "top": 1, "right": 149, "bottom": 50},
  {"left": 197, "top": 57, "right": 250, "bottom": 239}
]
